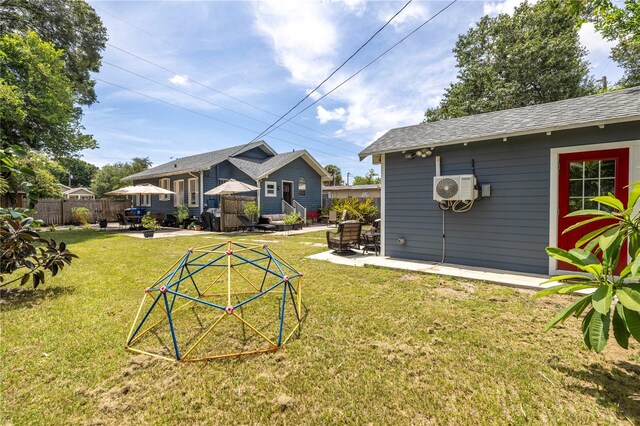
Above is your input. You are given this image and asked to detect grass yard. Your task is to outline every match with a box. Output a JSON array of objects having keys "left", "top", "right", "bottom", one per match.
[{"left": 1, "top": 229, "right": 639, "bottom": 425}]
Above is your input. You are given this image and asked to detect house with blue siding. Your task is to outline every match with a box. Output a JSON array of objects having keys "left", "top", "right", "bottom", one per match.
[
  {"left": 359, "top": 87, "right": 640, "bottom": 275},
  {"left": 124, "top": 141, "right": 331, "bottom": 218}
]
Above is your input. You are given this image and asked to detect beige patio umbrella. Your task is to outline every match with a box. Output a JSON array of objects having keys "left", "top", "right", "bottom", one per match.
[
  {"left": 105, "top": 183, "right": 175, "bottom": 208},
  {"left": 204, "top": 179, "right": 258, "bottom": 195}
]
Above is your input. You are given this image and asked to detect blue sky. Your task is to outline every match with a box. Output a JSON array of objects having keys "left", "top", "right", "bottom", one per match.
[{"left": 82, "top": 0, "right": 622, "bottom": 179}]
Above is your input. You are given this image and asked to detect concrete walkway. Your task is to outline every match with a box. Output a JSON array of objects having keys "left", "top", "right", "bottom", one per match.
[{"left": 308, "top": 250, "right": 574, "bottom": 293}]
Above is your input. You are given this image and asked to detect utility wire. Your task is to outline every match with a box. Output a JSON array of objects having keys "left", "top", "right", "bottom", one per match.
[
  {"left": 95, "top": 78, "right": 362, "bottom": 163},
  {"left": 249, "top": 0, "right": 413, "bottom": 143},
  {"left": 105, "top": 42, "right": 357, "bottom": 147},
  {"left": 261, "top": 0, "right": 458, "bottom": 139},
  {"left": 102, "top": 60, "right": 359, "bottom": 155}
]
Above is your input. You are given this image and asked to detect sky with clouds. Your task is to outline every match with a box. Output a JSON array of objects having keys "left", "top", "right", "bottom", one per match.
[{"left": 82, "top": 0, "right": 621, "bottom": 179}]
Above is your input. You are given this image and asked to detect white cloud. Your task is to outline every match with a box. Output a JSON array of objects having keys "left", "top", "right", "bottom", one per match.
[
  {"left": 169, "top": 74, "right": 189, "bottom": 86},
  {"left": 483, "top": 0, "right": 525, "bottom": 16},
  {"left": 378, "top": 1, "right": 429, "bottom": 30},
  {"left": 253, "top": 0, "right": 338, "bottom": 84},
  {"left": 316, "top": 106, "right": 347, "bottom": 123},
  {"left": 331, "top": 0, "right": 366, "bottom": 15},
  {"left": 579, "top": 22, "right": 615, "bottom": 59}
]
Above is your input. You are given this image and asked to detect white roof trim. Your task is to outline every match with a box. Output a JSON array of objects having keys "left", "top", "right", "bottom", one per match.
[{"left": 256, "top": 151, "right": 332, "bottom": 180}]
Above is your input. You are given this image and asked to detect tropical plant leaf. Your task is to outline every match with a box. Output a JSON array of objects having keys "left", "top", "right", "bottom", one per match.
[
  {"left": 588, "top": 310, "right": 610, "bottom": 353},
  {"left": 575, "top": 224, "right": 616, "bottom": 248},
  {"left": 582, "top": 308, "right": 594, "bottom": 350},
  {"left": 533, "top": 283, "right": 582, "bottom": 299},
  {"left": 540, "top": 274, "right": 592, "bottom": 285},
  {"left": 544, "top": 294, "right": 592, "bottom": 332},
  {"left": 617, "top": 285, "right": 640, "bottom": 312},
  {"left": 623, "top": 306, "right": 640, "bottom": 342},
  {"left": 591, "top": 285, "right": 612, "bottom": 315},
  {"left": 565, "top": 209, "right": 614, "bottom": 218},
  {"left": 558, "top": 284, "right": 598, "bottom": 294},
  {"left": 545, "top": 247, "right": 587, "bottom": 268},
  {"left": 598, "top": 228, "right": 620, "bottom": 252},
  {"left": 571, "top": 247, "right": 600, "bottom": 266},
  {"left": 591, "top": 195, "right": 624, "bottom": 212},
  {"left": 613, "top": 303, "right": 630, "bottom": 349},
  {"left": 628, "top": 180, "right": 640, "bottom": 210},
  {"left": 562, "top": 215, "right": 612, "bottom": 233}
]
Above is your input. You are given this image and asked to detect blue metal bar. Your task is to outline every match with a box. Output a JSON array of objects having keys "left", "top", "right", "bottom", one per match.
[
  {"left": 183, "top": 265, "right": 201, "bottom": 296},
  {"left": 232, "top": 253, "right": 283, "bottom": 279},
  {"left": 164, "top": 252, "right": 190, "bottom": 290},
  {"left": 277, "top": 282, "right": 288, "bottom": 346},
  {"left": 260, "top": 258, "right": 272, "bottom": 291},
  {"left": 161, "top": 253, "right": 227, "bottom": 289},
  {"left": 163, "top": 292, "right": 181, "bottom": 360},
  {"left": 165, "top": 288, "right": 226, "bottom": 311},
  {"left": 127, "top": 293, "right": 162, "bottom": 345},
  {"left": 287, "top": 282, "right": 301, "bottom": 322},
  {"left": 233, "top": 280, "right": 284, "bottom": 310}
]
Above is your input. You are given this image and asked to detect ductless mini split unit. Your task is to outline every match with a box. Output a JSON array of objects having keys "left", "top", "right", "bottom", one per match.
[{"left": 433, "top": 175, "right": 478, "bottom": 202}]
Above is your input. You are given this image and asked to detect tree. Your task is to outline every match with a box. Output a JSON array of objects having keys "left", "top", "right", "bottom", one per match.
[
  {"left": 425, "top": 0, "right": 595, "bottom": 122},
  {"left": 353, "top": 169, "right": 381, "bottom": 185},
  {"left": 567, "top": 0, "right": 640, "bottom": 88},
  {"left": 13, "top": 152, "right": 65, "bottom": 199},
  {"left": 0, "top": 31, "right": 96, "bottom": 157},
  {"left": 91, "top": 157, "right": 152, "bottom": 198},
  {"left": 324, "top": 164, "right": 343, "bottom": 186},
  {"left": 53, "top": 157, "right": 98, "bottom": 188},
  {"left": 0, "top": 0, "right": 108, "bottom": 106}
]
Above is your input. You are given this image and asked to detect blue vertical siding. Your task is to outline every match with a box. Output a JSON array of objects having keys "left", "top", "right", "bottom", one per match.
[
  {"left": 259, "top": 157, "right": 322, "bottom": 215},
  {"left": 384, "top": 122, "right": 640, "bottom": 274}
]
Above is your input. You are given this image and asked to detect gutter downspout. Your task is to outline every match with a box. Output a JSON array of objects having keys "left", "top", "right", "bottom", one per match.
[
  {"left": 256, "top": 179, "right": 261, "bottom": 213},
  {"left": 199, "top": 171, "right": 204, "bottom": 213}
]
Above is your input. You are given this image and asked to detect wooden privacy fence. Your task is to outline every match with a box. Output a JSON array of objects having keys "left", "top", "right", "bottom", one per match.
[
  {"left": 32, "top": 199, "right": 131, "bottom": 225},
  {"left": 220, "top": 196, "right": 256, "bottom": 232}
]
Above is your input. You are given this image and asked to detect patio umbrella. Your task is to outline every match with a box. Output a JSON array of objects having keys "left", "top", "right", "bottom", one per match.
[
  {"left": 204, "top": 179, "right": 258, "bottom": 195},
  {"left": 105, "top": 183, "right": 175, "bottom": 196}
]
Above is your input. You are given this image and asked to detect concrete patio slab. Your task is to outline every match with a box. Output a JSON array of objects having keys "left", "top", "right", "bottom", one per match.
[{"left": 307, "top": 250, "right": 587, "bottom": 293}]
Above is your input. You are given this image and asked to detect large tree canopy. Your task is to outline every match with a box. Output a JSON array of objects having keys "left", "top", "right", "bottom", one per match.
[
  {"left": 0, "top": 31, "right": 97, "bottom": 157},
  {"left": 91, "top": 158, "right": 152, "bottom": 198},
  {"left": 52, "top": 157, "right": 98, "bottom": 188},
  {"left": 0, "top": 0, "right": 108, "bottom": 106},
  {"left": 324, "top": 164, "right": 344, "bottom": 186},
  {"left": 353, "top": 169, "right": 381, "bottom": 186},
  {"left": 425, "top": 0, "right": 595, "bottom": 122}
]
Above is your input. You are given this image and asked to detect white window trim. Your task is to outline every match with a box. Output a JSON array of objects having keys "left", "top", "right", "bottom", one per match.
[
  {"left": 219, "top": 178, "right": 229, "bottom": 185},
  {"left": 298, "top": 177, "right": 306, "bottom": 197},
  {"left": 548, "top": 140, "right": 640, "bottom": 275},
  {"left": 138, "top": 194, "right": 151, "bottom": 207},
  {"left": 174, "top": 180, "right": 185, "bottom": 207},
  {"left": 188, "top": 177, "right": 199, "bottom": 207},
  {"left": 265, "top": 181, "right": 277, "bottom": 197},
  {"left": 159, "top": 178, "right": 170, "bottom": 201}
]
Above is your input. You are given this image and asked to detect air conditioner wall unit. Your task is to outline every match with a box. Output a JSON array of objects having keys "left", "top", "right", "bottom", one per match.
[{"left": 433, "top": 175, "right": 478, "bottom": 202}]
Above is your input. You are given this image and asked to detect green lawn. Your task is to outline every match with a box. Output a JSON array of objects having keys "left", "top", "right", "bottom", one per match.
[{"left": 1, "top": 229, "right": 639, "bottom": 425}]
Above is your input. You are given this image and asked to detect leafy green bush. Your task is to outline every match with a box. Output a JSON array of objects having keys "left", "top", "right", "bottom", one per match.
[
  {"left": 1, "top": 208, "right": 77, "bottom": 288},
  {"left": 174, "top": 204, "right": 189, "bottom": 226},
  {"left": 141, "top": 212, "right": 161, "bottom": 231},
  {"left": 243, "top": 201, "right": 260, "bottom": 221},
  {"left": 283, "top": 212, "right": 302, "bottom": 225},
  {"left": 329, "top": 198, "right": 379, "bottom": 223},
  {"left": 536, "top": 181, "right": 640, "bottom": 353}
]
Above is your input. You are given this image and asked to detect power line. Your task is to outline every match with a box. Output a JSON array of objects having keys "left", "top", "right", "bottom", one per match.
[
  {"left": 262, "top": 0, "right": 458, "bottom": 139},
  {"left": 105, "top": 42, "right": 358, "bottom": 148},
  {"left": 102, "top": 60, "right": 359, "bottom": 155},
  {"left": 94, "top": 78, "right": 362, "bottom": 163},
  {"left": 249, "top": 0, "right": 414, "bottom": 143}
]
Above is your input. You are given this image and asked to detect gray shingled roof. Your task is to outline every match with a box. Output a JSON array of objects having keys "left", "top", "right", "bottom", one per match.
[
  {"left": 229, "top": 150, "right": 331, "bottom": 180},
  {"left": 125, "top": 141, "right": 271, "bottom": 180},
  {"left": 359, "top": 87, "right": 640, "bottom": 159}
]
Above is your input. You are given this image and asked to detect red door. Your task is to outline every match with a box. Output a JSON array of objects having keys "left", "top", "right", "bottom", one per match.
[{"left": 558, "top": 148, "right": 629, "bottom": 273}]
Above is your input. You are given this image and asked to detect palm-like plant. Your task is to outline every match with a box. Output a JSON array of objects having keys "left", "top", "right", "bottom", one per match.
[{"left": 535, "top": 181, "right": 640, "bottom": 353}]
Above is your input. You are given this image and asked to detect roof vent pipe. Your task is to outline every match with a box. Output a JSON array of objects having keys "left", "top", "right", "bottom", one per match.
[{"left": 435, "top": 156, "right": 441, "bottom": 177}]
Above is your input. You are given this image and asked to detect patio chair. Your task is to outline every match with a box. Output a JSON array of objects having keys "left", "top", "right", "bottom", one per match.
[
  {"left": 115, "top": 213, "right": 127, "bottom": 230},
  {"left": 326, "top": 220, "right": 362, "bottom": 254},
  {"left": 237, "top": 214, "right": 256, "bottom": 232},
  {"left": 327, "top": 210, "right": 338, "bottom": 227},
  {"left": 163, "top": 214, "right": 177, "bottom": 228}
]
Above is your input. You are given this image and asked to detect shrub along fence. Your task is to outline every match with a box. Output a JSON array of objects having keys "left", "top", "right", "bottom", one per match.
[{"left": 32, "top": 199, "right": 131, "bottom": 225}]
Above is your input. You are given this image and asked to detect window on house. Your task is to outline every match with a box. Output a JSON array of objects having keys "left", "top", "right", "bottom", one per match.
[
  {"left": 298, "top": 177, "right": 306, "bottom": 197},
  {"left": 265, "top": 181, "right": 276, "bottom": 197},
  {"left": 138, "top": 194, "right": 151, "bottom": 207},
  {"left": 188, "top": 177, "right": 199, "bottom": 207},
  {"left": 219, "top": 178, "right": 229, "bottom": 185},
  {"left": 174, "top": 180, "right": 185, "bottom": 207},
  {"left": 159, "top": 178, "right": 170, "bottom": 201}
]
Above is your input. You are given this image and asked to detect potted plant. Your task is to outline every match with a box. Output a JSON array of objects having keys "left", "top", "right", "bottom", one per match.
[
  {"left": 70, "top": 207, "right": 90, "bottom": 226},
  {"left": 187, "top": 221, "right": 203, "bottom": 231},
  {"left": 243, "top": 201, "right": 260, "bottom": 223},
  {"left": 283, "top": 212, "right": 302, "bottom": 232},
  {"left": 174, "top": 204, "right": 190, "bottom": 228},
  {"left": 141, "top": 212, "right": 161, "bottom": 238}
]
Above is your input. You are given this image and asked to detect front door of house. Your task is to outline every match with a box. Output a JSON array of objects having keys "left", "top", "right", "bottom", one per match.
[
  {"left": 557, "top": 148, "right": 629, "bottom": 273},
  {"left": 282, "top": 181, "right": 293, "bottom": 206}
]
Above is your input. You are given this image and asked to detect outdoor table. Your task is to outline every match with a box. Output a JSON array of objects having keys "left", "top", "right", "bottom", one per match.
[{"left": 362, "top": 232, "right": 380, "bottom": 255}]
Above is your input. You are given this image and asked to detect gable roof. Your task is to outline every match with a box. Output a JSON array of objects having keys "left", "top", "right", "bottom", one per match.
[
  {"left": 63, "top": 187, "right": 94, "bottom": 195},
  {"left": 359, "top": 86, "right": 640, "bottom": 160},
  {"left": 125, "top": 141, "right": 276, "bottom": 180},
  {"left": 228, "top": 150, "right": 332, "bottom": 181}
]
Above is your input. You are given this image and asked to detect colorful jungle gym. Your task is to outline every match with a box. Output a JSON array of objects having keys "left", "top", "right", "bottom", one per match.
[{"left": 126, "top": 241, "right": 304, "bottom": 361}]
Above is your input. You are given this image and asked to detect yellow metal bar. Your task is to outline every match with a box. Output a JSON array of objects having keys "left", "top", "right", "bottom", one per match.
[
  {"left": 232, "top": 312, "right": 278, "bottom": 348},
  {"left": 281, "top": 322, "right": 301, "bottom": 346},
  {"left": 126, "top": 346, "right": 177, "bottom": 362},
  {"left": 128, "top": 296, "right": 197, "bottom": 345},
  {"left": 227, "top": 244, "right": 232, "bottom": 306},
  {"left": 126, "top": 295, "right": 148, "bottom": 344},
  {"left": 297, "top": 278, "right": 302, "bottom": 319},
  {"left": 180, "top": 311, "right": 227, "bottom": 360},
  {"left": 199, "top": 268, "right": 227, "bottom": 296},
  {"left": 201, "top": 291, "right": 256, "bottom": 297},
  {"left": 180, "top": 346, "right": 278, "bottom": 362},
  {"left": 152, "top": 255, "right": 185, "bottom": 286},
  {"left": 231, "top": 266, "right": 261, "bottom": 292}
]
